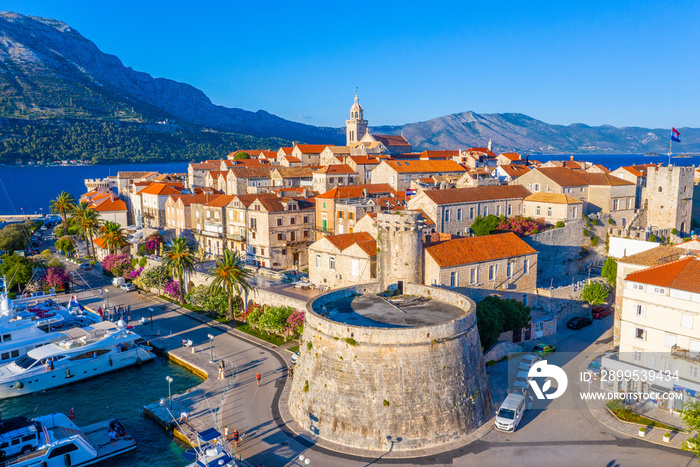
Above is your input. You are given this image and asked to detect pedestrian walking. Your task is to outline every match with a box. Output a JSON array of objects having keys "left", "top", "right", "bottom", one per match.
[
  {"left": 218, "top": 367, "right": 224, "bottom": 379},
  {"left": 232, "top": 429, "right": 240, "bottom": 448},
  {"left": 256, "top": 372, "right": 261, "bottom": 386},
  {"left": 224, "top": 426, "right": 229, "bottom": 441}
]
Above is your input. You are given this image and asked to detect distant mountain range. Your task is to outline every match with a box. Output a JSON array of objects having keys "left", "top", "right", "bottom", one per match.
[{"left": 1, "top": 10, "right": 698, "bottom": 162}]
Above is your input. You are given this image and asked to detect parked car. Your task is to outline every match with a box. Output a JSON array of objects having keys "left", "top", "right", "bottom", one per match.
[
  {"left": 291, "top": 351, "right": 299, "bottom": 365},
  {"left": 567, "top": 316, "right": 593, "bottom": 330},
  {"left": 494, "top": 393, "right": 526, "bottom": 432},
  {"left": 533, "top": 343, "right": 555, "bottom": 356},
  {"left": 587, "top": 356, "right": 602, "bottom": 376},
  {"left": 120, "top": 283, "right": 136, "bottom": 292},
  {"left": 592, "top": 305, "right": 613, "bottom": 319},
  {"left": 518, "top": 354, "right": 542, "bottom": 372},
  {"left": 79, "top": 263, "right": 92, "bottom": 270}
]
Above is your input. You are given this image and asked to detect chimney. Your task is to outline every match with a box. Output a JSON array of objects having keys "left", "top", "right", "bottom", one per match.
[
  {"left": 362, "top": 188, "right": 368, "bottom": 198},
  {"left": 570, "top": 156, "right": 574, "bottom": 161}
]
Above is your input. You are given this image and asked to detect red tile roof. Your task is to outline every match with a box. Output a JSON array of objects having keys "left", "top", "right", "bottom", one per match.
[
  {"left": 420, "top": 150, "right": 459, "bottom": 159},
  {"left": 383, "top": 160, "right": 466, "bottom": 174},
  {"left": 371, "top": 134, "right": 411, "bottom": 147},
  {"left": 190, "top": 162, "right": 220, "bottom": 170},
  {"left": 346, "top": 155, "right": 380, "bottom": 165},
  {"left": 499, "top": 152, "right": 521, "bottom": 161},
  {"left": 231, "top": 193, "right": 279, "bottom": 208},
  {"left": 620, "top": 245, "right": 684, "bottom": 266},
  {"left": 534, "top": 167, "right": 634, "bottom": 187},
  {"left": 322, "top": 231, "right": 377, "bottom": 256},
  {"left": 205, "top": 195, "right": 236, "bottom": 208},
  {"left": 279, "top": 147, "right": 294, "bottom": 155},
  {"left": 140, "top": 183, "right": 183, "bottom": 196},
  {"left": 625, "top": 256, "right": 700, "bottom": 293},
  {"left": 316, "top": 164, "right": 356, "bottom": 175},
  {"left": 170, "top": 193, "right": 223, "bottom": 207},
  {"left": 283, "top": 156, "right": 302, "bottom": 163},
  {"left": 499, "top": 165, "right": 531, "bottom": 178},
  {"left": 425, "top": 232, "right": 537, "bottom": 268},
  {"left": 420, "top": 185, "right": 532, "bottom": 205},
  {"left": 317, "top": 184, "right": 395, "bottom": 199},
  {"left": 228, "top": 166, "right": 274, "bottom": 178},
  {"left": 464, "top": 147, "right": 497, "bottom": 158},
  {"left": 295, "top": 144, "right": 328, "bottom": 154},
  {"left": 93, "top": 198, "right": 127, "bottom": 212}
]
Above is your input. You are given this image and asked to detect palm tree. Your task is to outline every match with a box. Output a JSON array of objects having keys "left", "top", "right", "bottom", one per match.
[
  {"left": 49, "top": 191, "right": 76, "bottom": 234},
  {"left": 98, "top": 221, "right": 127, "bottom": 255},
  {"left": 163, "top": 237, "right": 196, "bottom": 304},
  {"left": 210, "top": 250, "right": 252, "bottom": 321},
  {"left": 72, "top": 202, "right": 102, "bottom": 258}
]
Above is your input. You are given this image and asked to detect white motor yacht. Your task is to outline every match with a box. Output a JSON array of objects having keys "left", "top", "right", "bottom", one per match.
[
  {"left": 0, "top": 296, "right": 100, "bottom": 365},
  {"left": 0, "top": 320, "right": 154, "bottom": 399},
  {"left": 182, "top": 428, "right": 238, "bottom": 467},
  {"left": 0, "top": 412, "right": 136, "bottom": 466}
]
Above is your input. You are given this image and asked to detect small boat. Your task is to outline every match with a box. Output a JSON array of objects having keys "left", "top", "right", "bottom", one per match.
[
  {"left": 0, "top": 296, "right": 101, "bottom": 365},
  {"left": 182, "top": 428, "right": 238, "bottom": 467},
  {"left": 0, "top": 320, "right": 154, "bottom": 399},
  {"left": 0, "top": 412, "right": 136, "bottom": 466}
]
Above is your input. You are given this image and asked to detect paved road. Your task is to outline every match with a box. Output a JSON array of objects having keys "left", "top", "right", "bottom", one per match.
[{"left": 53, "top": 243, "right": 695, "bottom": 466}]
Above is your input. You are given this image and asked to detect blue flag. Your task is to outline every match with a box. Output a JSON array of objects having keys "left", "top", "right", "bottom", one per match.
[{"left": 672, "top": 128, "right": 681, "bottom": 142}]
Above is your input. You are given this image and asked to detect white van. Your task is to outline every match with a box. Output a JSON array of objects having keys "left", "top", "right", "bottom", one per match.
[
  {"left": 494, "top": 393, "right": 526, "bottom": 432},
  {"left": 112, "top": 277, "right": 125, "bottom": 287}
]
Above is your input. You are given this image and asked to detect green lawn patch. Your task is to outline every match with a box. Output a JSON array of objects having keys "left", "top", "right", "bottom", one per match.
[
  {"left": 234, "top": 322, "right": 287, "bottom": 346},
  {"left": 288, "top": 345, "right": 300, "bottom": 353},
  {"left": 606, "top": 401, "right": 684, "bottom": 431}
]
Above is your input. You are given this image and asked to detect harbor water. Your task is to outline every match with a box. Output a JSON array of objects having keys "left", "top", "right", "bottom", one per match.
[{"left": 0, "top": 355, "right": 202, "bottom": 467}]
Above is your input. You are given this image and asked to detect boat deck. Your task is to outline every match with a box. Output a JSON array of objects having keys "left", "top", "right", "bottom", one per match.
[{"left": 82, "top": 420, "right": 136, "bottom": 458}]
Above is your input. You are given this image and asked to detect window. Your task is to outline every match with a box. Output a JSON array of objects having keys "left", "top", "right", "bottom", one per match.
[
  {"left": 260, "top": 248, "right": 265, "bottom": 256},
  {"left": 507, "top": 204, "right": 512, "bottom": 216},
  {"left": 348, "top": 212, "right": 354, "bottom": 220},
  {"left": 291, "top": 217, "right": 296, "bottom": 225},
  {"left": 690, "top": 365, "right": 699, "bottom": 379},
  {"left": 0, "top": 352, "right": 8, "bottom": 361},
  {"left": 536, "top": 206, "right": 541, "bottom": 216},
  {"left": 277, "top": 218, "right": 283, "bottom": 226},
  {"left": 322, "top": 202, "right": 327, "bottom": 209},
  {"left": 633, "top": 350, "right": 643, "bottom": 362},
  {"left": 352, "top": 259, "right": 359, "bottom": 276},
  {"left": 663, "top": 360, "right": 674, "bottom": 373},
  {"left": 613, "top": 199, "right": 618, "bottom": 211},
  {"left": 635, "top": 304, "right": 646, "bottom": 317},
  {"left": 329, "top": 178, "right": 335, "bottom": 184},
  {"left": 682, "top": 315, "right": 694, "bottom": 329},
  {"left": 534, "top": 183, "right": 541, "bottom": 192},
  {"left": 650, "top": 286, "right": 666, "bottom": 295},
  {"left": 483, "top": 206, "right": 488, "bottom": 216},
  {"left": 303, "top": 216, "right": 309, "bottom": 223},
  {"left": 631, "top": 283, "right": 644, "bottom": 291},
  {"left": 470, "top": 207, "right": 475, "bottom": 219},
  {"left": 444, "top": 209, "right": 450, "bottom": 223},
  {"left": 527, "top": 183, "right": 531, "bottom": 190},
  {"left": 206, "top": 210, "right": 210, "bottom": 218},
  {"left": 547, "top": 207, "right": 552, "bottom": 217},
  {"left": 316, "top": 254, "right": 321, "bottom": 268},
  {"left": 10, "top": 350, "right": 18, "bottom": 358},
  {"left": 277, "top": 233, "right": 283, "bottom": 241},
  {"left": 627, "top": 199, "right": 631, "bottom": 209},
  {"left": 635, "top": 328, "right": 646, "bottom": 340},
  {"left": 470, "top": 268, "right": 477, "bottom": 284},
  {"left": 48, "top": 443, "right": 79, "bottom": 459},
  {"left": 691, "top": 340, "right": 700, "bottom": 353},
  {"left": 338, "top": 211, "right": 343, "bottom": 219},
  {"left": 496, "top": 205, "right": 501, "bottom": 216},
  {"left": 506, "top": 261, "right": 512, "bottom": 278},
  {"left": 282, "top": 249, "right": 287, "bottom": 255},
  {"left": 329, "top": 256, "right": 335, "bottom": 270},
  {"left": 488, "top": 265, "right": 495, "bottom": 281},
  {"left": 2, "top": 334, "right": 10, "bottom": 342},
  {"left": 523, "top": 259, "right": 529, "bottom": 274},
  {"left": 450, "top": 271, "right": 457, "bottom": 287},
  {"left": 196, "top": 211, "right": 200, "bottom": 218},
  {"left": 303, "top": 230, "right": 309, "bottom": 238},
  {"left": 665, "top": 333, "right": 677, "bottom": 348}
]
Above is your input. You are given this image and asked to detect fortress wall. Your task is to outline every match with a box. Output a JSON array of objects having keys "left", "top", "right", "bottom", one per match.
[{"left": 289, "top": 284, "right": 493, "bottom": 451}]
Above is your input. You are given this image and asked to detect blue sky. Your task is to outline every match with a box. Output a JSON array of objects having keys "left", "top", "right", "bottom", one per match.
[{"left": 4, "top": 1, "right": 700, "bottom": 128}]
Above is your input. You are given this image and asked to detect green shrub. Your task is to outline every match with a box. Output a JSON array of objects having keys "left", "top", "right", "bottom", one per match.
[
  {"left": 592, "top": 218, "right": 600, "bottom": 225},
  {"left": 303, "top": 380, "right": 309, "bottom": 392},
  {"left": 7, "top": 292, "right": 16, "bottom": 299},
  {"left": 307, "top": 342, "right": 313, "bottom": 350},
  {"left": 583, "top": 229, "right": 589, "bottom": 236},
  {"left": 591, "top": 236, "right": 599, "bottom": 246},
  {"left": 649, "top": 234, "right": 657, "bottom": 242},
  {"left": 555, "top": 221, "right": 565, "bottom": 228},
  {"left": 139, "top": 257, "right": 147, "bottom": 268},
  {"left": 383, "top": 399, "right": 390, "bottom": 407},
  {"left": 345, "top": 337, "right": 358, "bottom": 346},
  {"left": 582, "top": 280, "right": 609, "bottom": 305},
  {"left": 608, "top": 218, "right": 614, "bottom": 225},
  {"left": 671, "top": 228, "right": 678, "bottom": 235}
]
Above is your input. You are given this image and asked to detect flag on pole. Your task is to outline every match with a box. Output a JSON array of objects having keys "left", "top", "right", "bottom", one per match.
[
  {"left": 69, "top": 407, "right": 75, "bottom": 420},
  {"left": 672, "top": 128, "right": 681, "bottom": 142}
]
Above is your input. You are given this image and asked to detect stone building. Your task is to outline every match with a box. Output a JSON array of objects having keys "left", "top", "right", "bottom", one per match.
[
  {"left": 424, "top": 232, "right": 538, "bottom": 292},
  {"left": 359, "top": 133, "right": 412, "bottom": 156},
  {"left": 140, "top": 183, "right": 184, "bottom": 229},
  {"left": 493, "top": 164, "right": 531, "bottom": 183},
  {"left": 642, "top": 165, "right": 694, "bottom": 233},
  {"left": 279, "top": 155, "right": 302, "bottom": 167},
  {"left": 188, "top": 162, "right": 220, "bottom": 188},
  {"left": 165, "top": 193, "right": 222, "bottom": 239},
  {"left": 290, "top": 144, "right": 327, "bottom": 166},
  {"left": 270, "top": 167, "right": 315, "bottom": 189},
  {"left": 319, "top": 146, "right": 351, "bottom": 166},
  {"left": 308, "top": 232, "right": 377, "bottom": 288},
  {"left": 407, "top": 185, "right": 532, "bottom": 235},
  {"left": 610, "top": 164, "right": 656, "bottom": 208},
  {"left": 496, "top": 152, "right": 522, "bottom": 166},
  {"left": 371, "top": 160, "right": 466, "bottom": 191},
  {"left": 344, "top": 155, "right": 380, "bottom": 184},
  {"left": 223, "top": 193, "right": 279, "bottom": 254},
  {"left": 225, "top": 166, "right": 274, "bottom": 195},
  {"left": 204, "top": 170, "right": 228, "bottom": 191},
  {"left": 192, "top": 195, "right": 235, "bottom": 257},
  {"left": 314, "top": 184, "right": 397, "bottom": 238},
  {"left": 80, "top": 190, "right": 128, "bottom": 227},
  {"left": 311, "top": 164, "right": 358, "bottom": 193},
  {"left": 455, "top": 169, "right": 499, "bottom": 188},
  {"left": 244, "top": 196, "right": 315, "bottom": 269},
  {"left": 522, "top": 192, "right": 583, "bottom": 224}
]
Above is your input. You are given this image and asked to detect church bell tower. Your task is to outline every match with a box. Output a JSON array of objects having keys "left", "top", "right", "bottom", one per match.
[{"left": 345, "top": 91, "right": 368, "bottom": 146}]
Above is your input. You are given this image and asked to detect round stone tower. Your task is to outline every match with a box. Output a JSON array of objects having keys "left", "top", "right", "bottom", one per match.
[
  {"left": 287, "top": 283, "right": 493, "bottom": 452},
  {"left": 377, "top": 211, "right": 424, "bottom": 292}
]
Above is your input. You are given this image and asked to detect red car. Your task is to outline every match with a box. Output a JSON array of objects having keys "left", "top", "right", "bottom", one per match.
[{"left": 592, "top": 305, "right": 613, "bottom": 319}]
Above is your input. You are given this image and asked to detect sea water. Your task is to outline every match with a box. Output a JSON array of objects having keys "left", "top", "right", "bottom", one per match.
[{"left": 0, "top": 356, "right": 202, "bottom": 467}]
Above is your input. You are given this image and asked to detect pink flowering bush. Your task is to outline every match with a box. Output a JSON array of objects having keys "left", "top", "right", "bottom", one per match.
[
  {"left": 497, "top": 216, "right": 546, "bottom": 237},
  {"left": 129, "top": 267, "right": 143, "bottom": 279},
  {"left": 102, "top": 253, "right": 133, "bottom": 277},
  {"left": 43, "top": 267, "right": 70, "bottom": 289},
  {"left": 285, "top": 310, "right": 305, "bottom": 335},
  {"left": 144, "top": 233, "right": 164, "bottom": 254},
  {"left": 164, "top": 280, "right": 181, "bottom": 300}
]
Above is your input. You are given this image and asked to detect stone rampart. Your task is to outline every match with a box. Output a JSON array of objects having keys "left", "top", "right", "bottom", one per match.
[{"left": 288, "top": 284, "right": 493, "bottom": 452}]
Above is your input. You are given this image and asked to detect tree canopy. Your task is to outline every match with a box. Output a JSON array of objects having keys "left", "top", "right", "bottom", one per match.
[
  {"left": 582, "top": 281, "right": 609, "bottom": 305},
  {"left": 601, "top": 257, "right": 618, "bottom": 286},
  {"left": 470, "top": 215, "right": 503, "bottom": 236},
  {"left": 233, "top": 151, "right": 251, "bottom": 160},
  {"left": 0, "top": 224, "right": 29, "bottom": 252},
  {"left": 475, "top": 295, "right": 531, "bottom": 350}
]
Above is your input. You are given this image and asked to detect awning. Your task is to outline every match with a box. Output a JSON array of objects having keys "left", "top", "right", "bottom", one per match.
[{"left": 197, "top": 428, "right": 221, "bottom": 442}]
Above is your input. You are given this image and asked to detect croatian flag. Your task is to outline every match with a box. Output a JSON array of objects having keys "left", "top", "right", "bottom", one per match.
[
  {"left": 672, "top": 128, "right": 681, "bottom": 142},
  {"left": 406, "top": 189, "right": 417, "bottom": 196}
]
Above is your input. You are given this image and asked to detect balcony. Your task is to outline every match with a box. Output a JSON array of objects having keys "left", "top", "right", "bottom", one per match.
[
  {"left": 671, "top": 345, "right": 700, "bottom": 363},
  {"left": 229, "top": 234, "right": 246, "bottom": 242},
  {"left": 285, "top": 238, "right": 310, "bottom": 246}
]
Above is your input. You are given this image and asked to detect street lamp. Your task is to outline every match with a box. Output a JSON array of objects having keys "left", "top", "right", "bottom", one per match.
[
  {"left": 166, "top": 376, "right": 173, "bottom": 409},
  {"left": 103, "top": 288, "right": 109, "bottom": 310},
  {"left": 207, "top": 334, "right": 214, "bottom": 363},
  {"left": 298, "top": 455, "right": 311, "bottom": 466},
  {"left": 148, "top": 308, "right": 154, "bottom": 331}
]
